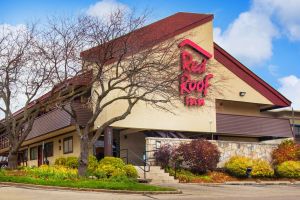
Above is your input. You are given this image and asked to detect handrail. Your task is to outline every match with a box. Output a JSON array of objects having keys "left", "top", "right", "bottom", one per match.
[
  {"left": 144, "top": 149, "right": 157, "bottom": 163},
  {"left": 114, "top": 149, "right": 129, "bottom": 164},
  {"left": 115, "top": 148, "right": 151, "bottom": 179},
  {"left": 128, "top": 149, "right": 151, "bottom": 179}
]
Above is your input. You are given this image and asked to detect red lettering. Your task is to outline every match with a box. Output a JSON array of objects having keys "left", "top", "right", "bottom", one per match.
[
  {"left": 180, "top": 73, "right": 191, "bottom": 95},
  {"left": 181, "top": 51, "right": 193, "bottom": 72},
  {"left": 180, "top": 73, "right": 212, "bottom": 96},
  {"left": 185, "top": 97, "right": 205, "bottom": 106},
  {"left": 179, "top": 40, "right": 213, "bottom": 107},
  {"left": 181, "top": 51, "right": 207, "bottom": 74}
]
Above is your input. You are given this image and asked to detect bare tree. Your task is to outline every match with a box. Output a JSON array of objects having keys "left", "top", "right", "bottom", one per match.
[
  {"left": 37, "top": 10, "right": 180, "bottom": 176},
  {"left": 0, "top": 24, "right": 53, "bottom": 169}
]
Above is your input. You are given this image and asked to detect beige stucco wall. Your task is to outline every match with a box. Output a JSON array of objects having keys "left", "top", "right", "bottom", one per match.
[
  {"left": 119, "top": 131, "right": 145, "bottom": 165},
  {"left": 216, "top": 100, "right": 262, "bottom": 116},
  {"left": 93, "top": 20, "right": 273, "bottom": 133},
  {"left": 22, "top": 131, "right": 81, "bottom": 167}
]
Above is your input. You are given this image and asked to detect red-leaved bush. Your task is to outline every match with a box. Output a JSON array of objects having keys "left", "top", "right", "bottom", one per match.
[
  {"left": 154, "top": 144, "right": 174, "bottom": 168},
  {"left": 177, "top": 139, "right": 220, "bottom": 173},
  {"left": 272, "top": 140, "right": 300, "bottom": 165}
]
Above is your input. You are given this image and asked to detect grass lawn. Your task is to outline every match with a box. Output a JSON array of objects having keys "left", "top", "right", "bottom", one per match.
[{"left": 0, "top": 174, "right": 175, "bottom": 191}]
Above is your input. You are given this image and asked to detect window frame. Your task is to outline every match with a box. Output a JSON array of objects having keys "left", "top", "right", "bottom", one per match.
[
  {"left": 294, "top": 125, "right": 300, "bottom": 137},
  {"left": 44, "top": 142, "right": 53, "bottom": 157},
  {"left": 63, "top": 136, "right": 73, "bottom": 154},
  {"left": 30, "top": 146, "right": 38, "bottom": 160}
]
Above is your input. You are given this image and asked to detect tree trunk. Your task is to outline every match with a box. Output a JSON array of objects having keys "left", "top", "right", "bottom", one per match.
[
  {"left": 78, "top": 134, "right": 89, "bottom": 177},
  {"left": 8, "top": 150, "right": 18, "bottom": 169}
]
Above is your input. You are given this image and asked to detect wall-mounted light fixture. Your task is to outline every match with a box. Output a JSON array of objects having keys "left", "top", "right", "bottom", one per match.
[{"left": 239, "top": 91, "right": 246, "bottom": 97}]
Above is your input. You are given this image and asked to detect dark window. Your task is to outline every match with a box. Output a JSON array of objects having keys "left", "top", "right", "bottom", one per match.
[
  {"left": 294, "top": 125, "right": 300, "bottom": 137},
  {"left": 63, "top": 137, "right": 73, "bottom": 154},
  {"left": 44, "top": 142, "right": 53, "bottom": 157},
  {"left": 0, "top": 134, "right": 8, "bottom": 149},
  {"left": 30, "top": 146, "right": 38, "bottom": 160},
  {"left": 23, "top": 149, "right": 28, "bottom": 161}
]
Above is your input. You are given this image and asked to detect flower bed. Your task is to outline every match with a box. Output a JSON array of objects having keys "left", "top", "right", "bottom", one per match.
[
  {"left": 155, "top": 140, "right": 300, "bottom": 183},
  {"left": 166, "top": 168, "right": 236, "bottom": 183},
  {"left": 0, "top": 157, "right": 176, "bottom": 191}
]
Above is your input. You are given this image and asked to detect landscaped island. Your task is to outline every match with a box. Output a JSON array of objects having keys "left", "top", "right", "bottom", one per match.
[
  {"left": 154, "top": 139, "right": 300, "bottom": 183},
  {"left": 0, "top": 157, "right": 175, "bottom": 192}
]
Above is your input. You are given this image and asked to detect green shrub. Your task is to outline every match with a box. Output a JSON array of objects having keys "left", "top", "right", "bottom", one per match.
[
  {"left": 87, "top": 155, "right": 99, "bottom": 173},
  {"left": 272, "top": 140, "right": 300, "bottom": 165},
  {"left": 276, "top": 161, "right": 300, "bottom": 178},
  {"left": 166, "top": 167, "right": 195, "bottom": 182},
  {"left": 25, "top": 165, "right": 78, "bottom": 180},
  {"left": 54, "top": 157, "right": 67, "bottom": 166},
  {"left": 111, "top": 168, "right": 127, "bottom": 178},
  {"left": 0, "top": 169, "right": 5, "bottom": 176},
  {"left": 252, "top": 159, "right": 274, "bottom": 178},
  {"left": 90, "top": 157, "right": 137, "bottom": 179},
  {"left": 96, "top": 163, "right": 121, "bottom": 177},
  {"left": 108, "top": 174, "right": 132, "bottom": 182},
  {"left": 225, "top": 156, "right": 274, "bottom": 178},
  {"left": 225, "top": 156, "right": 253, "bottom": 177},
  {"left": 123, "top": 164, "right": 138, "bottom": 178},
  {"left": 93, "top": 168, "right": 107, "bottom": 179},
  {"left": 99, "top": 157, "right": 125, "bottom": 168},
  {"left": 65, "top": 157, "right": 79, "bottom": 169}
]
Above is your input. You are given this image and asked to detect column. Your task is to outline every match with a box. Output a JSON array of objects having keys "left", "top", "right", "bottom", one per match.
[{"left": 104, "top": 126, "right": 113, "bottom": 156}]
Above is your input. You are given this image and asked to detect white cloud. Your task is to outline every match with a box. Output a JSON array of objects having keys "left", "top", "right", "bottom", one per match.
[
  {"left": 255, "top": 0, "right": 300, "bottom": 41},
  {"left": 0, "top": 24, "right": 27, "bottom": 37},
  {"left": 86, "top": 0, "right": 130, "bottom": 20},
  {"left": 214, "top": 2, "right": 278, "bottom": 66},
  {"left": 214, "top": 0, "right": 300, "bottom": 67},
  {"left": 278, "top": 75, "right": 300, "bottom": 109},
  {"left": 0, "top": 24, "right": 29, "bottom": 119}
]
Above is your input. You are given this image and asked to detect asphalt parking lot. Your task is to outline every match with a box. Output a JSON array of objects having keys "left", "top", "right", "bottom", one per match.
[{"left": 0, "top": 184, "right": 300, "bottom": 200}]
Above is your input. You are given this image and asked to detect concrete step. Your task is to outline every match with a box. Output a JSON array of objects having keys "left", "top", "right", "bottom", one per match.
[{"left": 134, "top": 165, "right": 179, "bottom": 184}]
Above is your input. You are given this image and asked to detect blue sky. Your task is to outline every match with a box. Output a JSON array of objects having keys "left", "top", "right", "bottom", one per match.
[{"left": 0, "top": 0, "right": 299, "bottom": 108}]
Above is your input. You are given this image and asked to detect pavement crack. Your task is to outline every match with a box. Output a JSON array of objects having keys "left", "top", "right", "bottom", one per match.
[{"left": 142, "top": 194, "right": 159, "bottom": 199}]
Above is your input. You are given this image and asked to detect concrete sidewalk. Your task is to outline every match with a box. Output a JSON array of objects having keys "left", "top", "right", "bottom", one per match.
[{"left": 1, "top": 183, "right": 300, "bottom": 200}]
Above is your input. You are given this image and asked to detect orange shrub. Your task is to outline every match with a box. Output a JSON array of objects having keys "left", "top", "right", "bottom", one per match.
[{"left": 272, "top": 140, "right": 300, "bottom": 165}]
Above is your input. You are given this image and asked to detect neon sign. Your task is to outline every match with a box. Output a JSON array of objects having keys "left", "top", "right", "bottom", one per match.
[{"left": 178, "top": 39, "right": 213, "bottom": 107}]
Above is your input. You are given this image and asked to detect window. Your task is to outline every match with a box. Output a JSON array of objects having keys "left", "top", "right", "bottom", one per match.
[
  {"left": 30, "top": 146, "right": 38, "bottom": 160},
  {"left": 23, "top": 149, "right": 28, "bottom": 161},
  {"left": 294, "top": 125, "right": 300, "bottom": 137},
  {"left": 44, "top": 142, "right": 53, "bottom": 157},
  {"left": 63, "top": 137, "right": 73, "bottom": 154}
]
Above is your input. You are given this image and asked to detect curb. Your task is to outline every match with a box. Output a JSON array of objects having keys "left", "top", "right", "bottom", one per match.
[
  {"left": 224, "top": 181, "right": 300, "bottom": 185},
  {"left": 0, "top": 182, "right": 182, "bottom": 195},
  {"left": 179, "top": 181, "right": 300, "bottom": 186}
]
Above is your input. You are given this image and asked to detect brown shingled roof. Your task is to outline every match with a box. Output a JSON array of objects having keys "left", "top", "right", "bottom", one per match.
[
  {"left": 26, "top": 102, "right": 92, "bottom": 141},
  {"left": 11, "top": 70, "right": 93, "bottom": 118},
  {"left": 80, "top": 12, "right": 214, "bottom": 61},
  {"left": 80, "top": 12, "right": 290, "bottom": 109}
]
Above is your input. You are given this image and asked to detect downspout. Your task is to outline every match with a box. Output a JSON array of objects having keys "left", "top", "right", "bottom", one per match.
[
  {"left": 42, "top": 141, "right": 44, "bottom": 165},
  {"left": 292, "top": 106, "right": 295, "bottom": 139}
]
